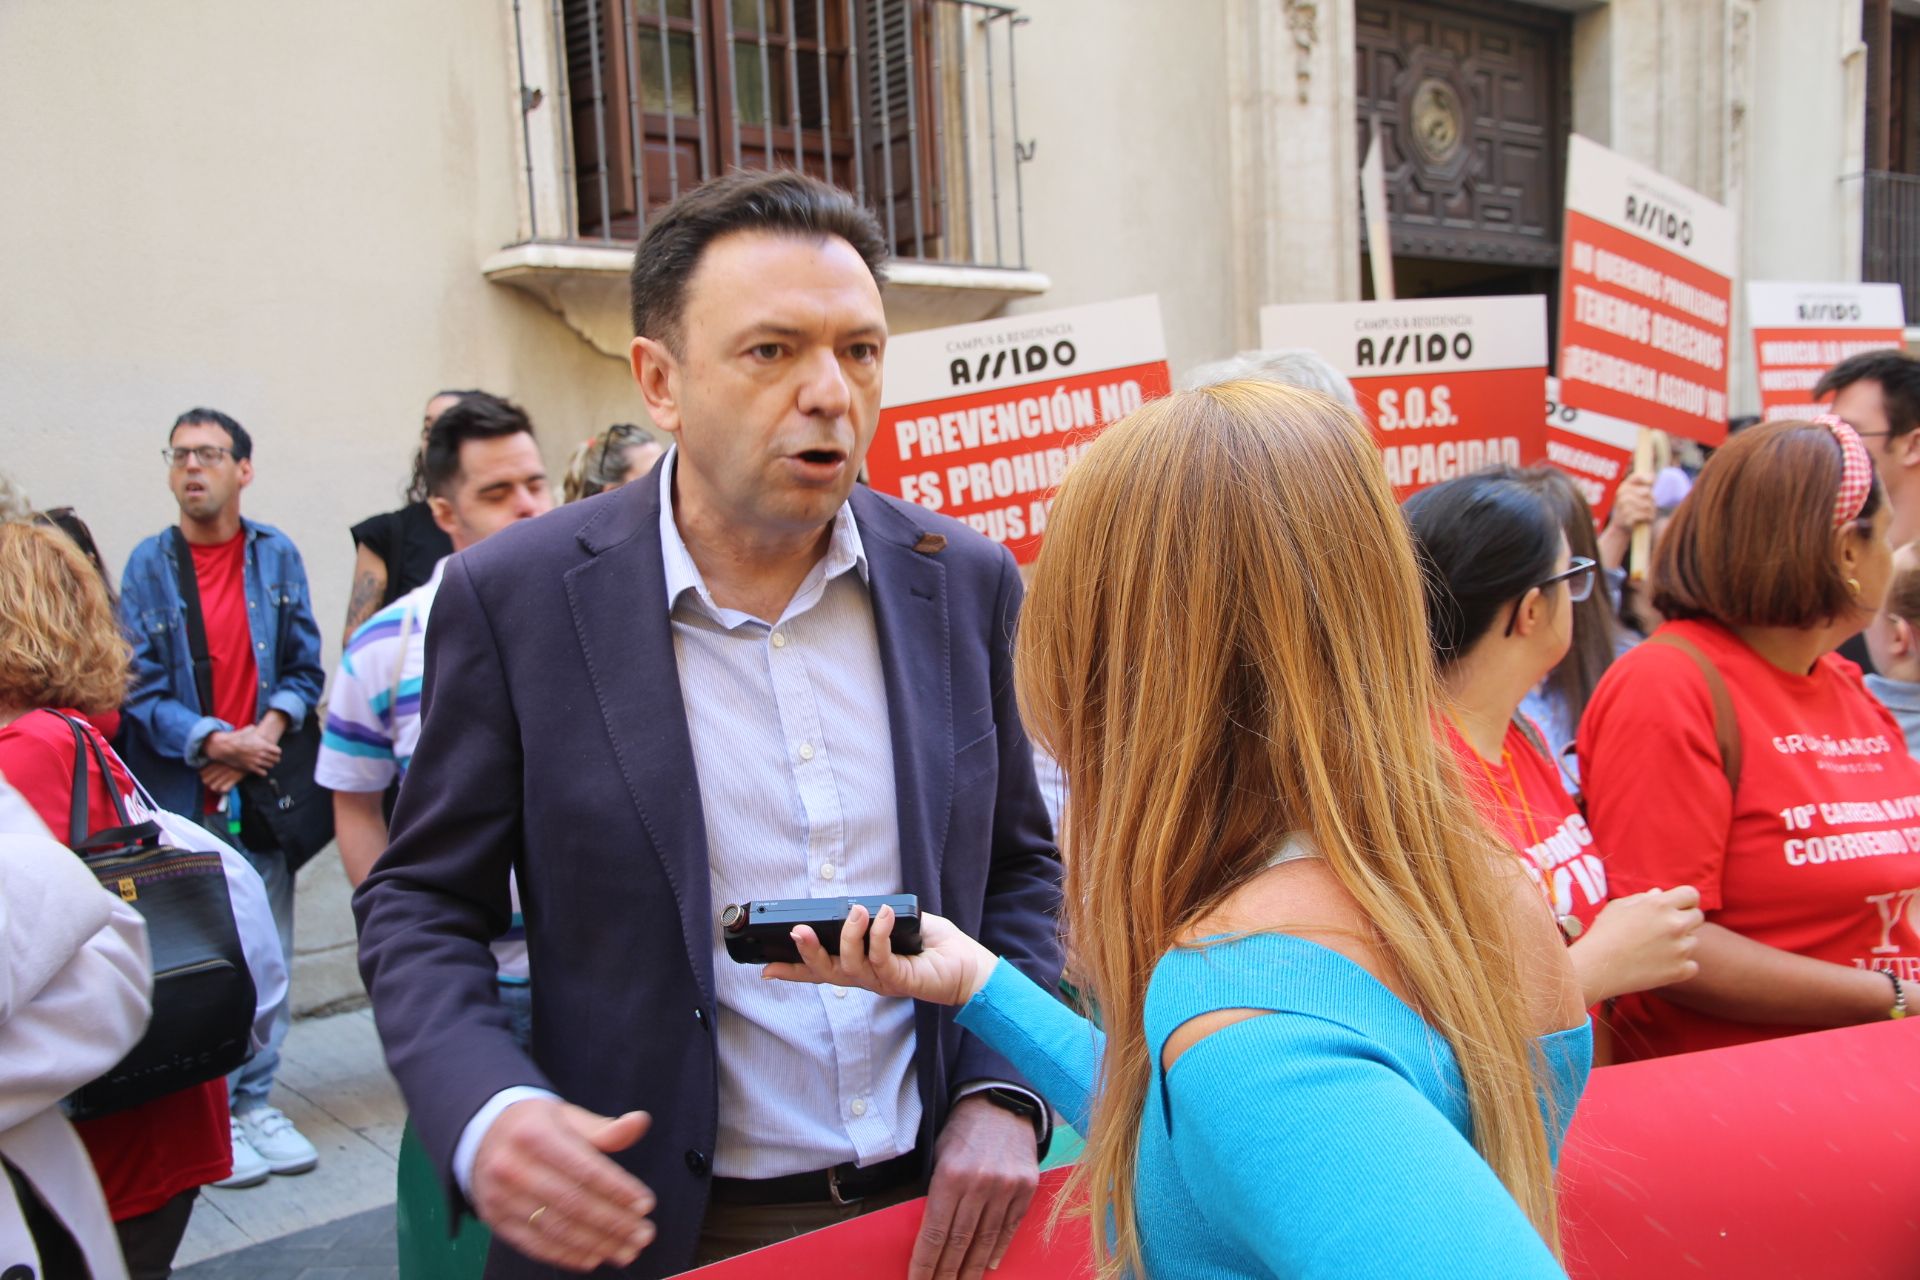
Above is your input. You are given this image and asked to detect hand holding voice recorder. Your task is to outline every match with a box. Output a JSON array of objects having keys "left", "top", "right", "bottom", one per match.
[{"left": 719, "top": 894, "right": 923, "bottom": 965}]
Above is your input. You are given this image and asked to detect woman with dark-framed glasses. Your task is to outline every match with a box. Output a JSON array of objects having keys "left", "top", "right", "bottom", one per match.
[{"left": 1404, "top": 471, "right": 1705, "bottom": 1065}]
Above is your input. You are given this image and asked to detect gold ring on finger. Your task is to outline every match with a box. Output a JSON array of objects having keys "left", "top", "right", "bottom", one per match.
[{"left": 529, "top": 1205, "right": 548, "bottom": 1228}]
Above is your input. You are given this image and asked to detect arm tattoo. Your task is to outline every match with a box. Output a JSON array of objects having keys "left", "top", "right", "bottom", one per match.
[{"left": 343, "top": 569, "right": 385, "bottom": 646}]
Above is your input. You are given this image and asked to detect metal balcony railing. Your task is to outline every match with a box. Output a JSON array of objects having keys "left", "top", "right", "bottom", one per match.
[
  {"left": 521, "top": 0, "right": 1031, "bottom": 269},
  {"left": 1865, "top": 170, "right": 1920, "bottom": 322}
]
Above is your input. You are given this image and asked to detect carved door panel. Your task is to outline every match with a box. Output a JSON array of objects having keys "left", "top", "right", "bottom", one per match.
[{"left": 1355, "top": 0, "right": 1571, "bottom": 268}]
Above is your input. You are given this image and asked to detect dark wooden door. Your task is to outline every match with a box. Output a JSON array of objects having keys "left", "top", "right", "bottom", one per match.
[{"left": 1355, "top": 0, "right": 1571, "bottom": 268}]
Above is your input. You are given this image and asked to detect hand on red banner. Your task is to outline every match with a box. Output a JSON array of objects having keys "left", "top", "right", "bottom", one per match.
[
  {"left": 914, "top": 1094, "right": 1040, "bottom": 1280},
  {"left": 470, "top": 1099, "right": 657, "bottom": 1273},
  {"left": 764, "top": 903, "right": 999, "bottom": 1008},
  {"left": 1571, "top": 885, "right": 1705, "bottom": 1006}
]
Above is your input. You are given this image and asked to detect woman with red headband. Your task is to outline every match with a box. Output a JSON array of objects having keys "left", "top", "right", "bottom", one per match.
[{"left": 1579, "top": 418, "right": 1920, "bottom": 1059}]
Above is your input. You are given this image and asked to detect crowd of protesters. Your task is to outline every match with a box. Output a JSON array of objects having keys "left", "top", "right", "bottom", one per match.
[{"left": 2, "top": 167, "right": 1917, "bottom": 1279}]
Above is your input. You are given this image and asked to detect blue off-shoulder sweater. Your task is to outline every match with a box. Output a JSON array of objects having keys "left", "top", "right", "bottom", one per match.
[{"left": 956, "top": 932, "right": 1591, "bottom": 1279}]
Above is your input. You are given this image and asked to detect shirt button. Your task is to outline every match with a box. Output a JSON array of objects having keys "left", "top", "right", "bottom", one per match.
[
  {"left": 256, "top": 641, "right": 267, "bottom": 650},
  {"left": 771, "top": 631, "right": 787, "bottom": 648},
  {"left": 850, "top": 1098, "right": 868, "bottom": 1118},
  {"left": 798, "top": 743, "right": 815, "bottom": 762},
  {"left": 685, "top": 1149, "right": 709, "bottom": 1176},
  {"left": 833, "top": 986, "right": 848, "bottom": 999},
  {"left": 820, "top": 862, "right": 836, "bottom": 880}
]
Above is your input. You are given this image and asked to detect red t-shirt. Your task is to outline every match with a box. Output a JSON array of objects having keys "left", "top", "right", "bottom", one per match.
[
  {"left": 1446, "top": 717, "right": 1608, "bottom": 937},
  {"left": 190, "top": 531, "right": 259, "bottom": 732},
  {"left": 1579, "top": 618, "right": 1920, "bottom": 1059},
  {"left": 190, "top": 531, "right": 258, "bottom": 814},
  {"left": 0, "top": 710, "right": 232, "bottom": 1218}
]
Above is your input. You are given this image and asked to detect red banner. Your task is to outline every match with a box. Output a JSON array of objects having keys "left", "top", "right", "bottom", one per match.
[
  {"left": 1557, "top": 135, "right": 1735, "bottom": 445},
  {"left": 1260, "top": 296, "right": 1549, "bottom": 502},
  {"left": 867, "top": 297, "right": 1170, "bottom": 564},
  {"left": 681, "top": 1020, "right": 1920, "bottom": 1278},
  {"left": 1748, "top": 281, "right": 1907, "bottom": 421}
]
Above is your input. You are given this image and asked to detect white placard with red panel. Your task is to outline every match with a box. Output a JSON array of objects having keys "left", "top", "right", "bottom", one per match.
[
  {"left": 1258, "top": 295, "right": 1549, "bottom": 501},
  {"left": 867, "top": 296, "right": 1171, "bottom": 564},
  {"left": 1747, "top": 281, "right": 1906, "bottom": 421},
  {"left": 1558, "top": 135, "right": 1736, "bottom": 445}
]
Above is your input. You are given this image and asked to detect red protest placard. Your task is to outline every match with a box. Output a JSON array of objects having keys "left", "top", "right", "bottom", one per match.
[
  {"left": 1544, "top": 377, "right": 1638, "bottom": 525},
  {"left": 1558, "top": 135, "right": 1735, "bottom": 445},
  {"left": 867, "top": 296, "right": 1171, "bottom": 564},
  {"left": 1748, "top": 281, "right": 1907, "bottom": 421},
  {"left": 1259, "top": 296, "right": 1548, "bottom": 501}
]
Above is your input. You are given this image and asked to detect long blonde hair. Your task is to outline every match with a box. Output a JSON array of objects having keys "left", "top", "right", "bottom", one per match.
[{"left": 1014, "top": 381, "right": 1560, "bottom": 1276}]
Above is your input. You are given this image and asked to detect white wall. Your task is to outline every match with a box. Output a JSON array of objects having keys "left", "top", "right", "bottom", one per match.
[
  {"left": 993, "top": 0, "right": 1239, "bottom": 375},
  {"left": 0, "top": 0, "right": 639, "bottom": 667}
]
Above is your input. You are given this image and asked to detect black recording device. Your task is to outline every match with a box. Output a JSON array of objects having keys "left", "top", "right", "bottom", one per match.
[{"left": 720, "top": 894, "right": 923, "bottom": 965}]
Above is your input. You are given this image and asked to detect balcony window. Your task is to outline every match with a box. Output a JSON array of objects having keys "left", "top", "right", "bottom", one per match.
[{"left": 555, "top": 0, "right": 1026, "bottom": 266}]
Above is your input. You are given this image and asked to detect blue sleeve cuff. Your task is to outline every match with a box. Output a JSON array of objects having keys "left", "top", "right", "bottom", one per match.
[
  {"left": 267, "top": 690, "right": 309, "bottom": 730},
  {"left": 186, "top": 716, "right": 232, "bottom": 767}
]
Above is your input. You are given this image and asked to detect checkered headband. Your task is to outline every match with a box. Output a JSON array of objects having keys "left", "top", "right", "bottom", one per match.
[{"left": 1815, "top": 415, "right": 1874, "bottom": 528}]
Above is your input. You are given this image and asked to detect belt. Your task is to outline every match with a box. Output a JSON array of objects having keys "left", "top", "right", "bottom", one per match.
[{"left": 708, "top": 1149, "right": 922, "bottom": 1207}]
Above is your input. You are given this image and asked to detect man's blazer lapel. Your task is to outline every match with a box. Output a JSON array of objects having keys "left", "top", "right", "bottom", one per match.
[
  {"left": 562, "top": 470, "right": 716, "bottom": 1007},
  {"left": 853, "top": 487, "right": 951, "bottom": 910}
]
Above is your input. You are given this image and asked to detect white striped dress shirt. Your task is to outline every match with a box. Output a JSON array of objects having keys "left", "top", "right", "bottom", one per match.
[{"left": 660, "top": 455, "right": 920, "bottom": 1178}]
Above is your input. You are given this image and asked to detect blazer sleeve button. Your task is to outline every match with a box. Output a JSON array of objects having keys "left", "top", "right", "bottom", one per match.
[{"left": 685, "top": 1149, "right": 709, "bottom": 1176}]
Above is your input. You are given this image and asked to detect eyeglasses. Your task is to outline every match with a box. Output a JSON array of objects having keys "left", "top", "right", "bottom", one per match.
[
  {"left": 1504, "top": 556, "right": 1598, "bottom": 637},
  {"left": 163, "top": 445, "right": 234, "bottom": 469}
]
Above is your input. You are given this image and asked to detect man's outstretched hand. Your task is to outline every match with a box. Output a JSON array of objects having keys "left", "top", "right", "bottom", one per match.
[{"left": 471, "top": 1098, "right": 658, "bottom": 1272}]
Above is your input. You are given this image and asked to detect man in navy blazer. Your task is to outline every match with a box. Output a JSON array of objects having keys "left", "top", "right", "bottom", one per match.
[{"left": 354, "top": 170, "right": 1064, "bottom": 1278}]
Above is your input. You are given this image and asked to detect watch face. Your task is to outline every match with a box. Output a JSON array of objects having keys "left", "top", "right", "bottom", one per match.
[{"left": 1410, "top": 78, "right": 1465, "bottom": 165}]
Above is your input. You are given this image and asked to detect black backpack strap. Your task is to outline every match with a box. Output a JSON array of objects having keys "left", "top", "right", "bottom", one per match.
[{"left": 169, "top": 527, "right": 216, "bottom": 715}]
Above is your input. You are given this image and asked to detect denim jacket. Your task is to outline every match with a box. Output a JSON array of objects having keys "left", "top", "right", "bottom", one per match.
[{"left": 116, "top": 519, "right": 327, "bottom": 817}]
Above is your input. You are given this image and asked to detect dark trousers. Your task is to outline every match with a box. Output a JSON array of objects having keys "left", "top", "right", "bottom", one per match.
[
  {"left": 115, "top": 1190, "right": 197, "bottom": 1280},
  {"left": 692, "top": 1182, "right": 919, "bottom": 1268}
]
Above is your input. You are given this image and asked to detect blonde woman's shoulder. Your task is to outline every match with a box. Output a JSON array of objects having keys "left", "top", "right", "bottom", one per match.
[{"left": 1490, "top": 856, "right": 1587, "bottom": 1036}]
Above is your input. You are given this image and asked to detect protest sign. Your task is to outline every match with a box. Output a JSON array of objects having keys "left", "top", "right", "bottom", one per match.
[
  {"left": 867, "top": 296, "right": 1170, "bottom": 564},
  {"left": 1259, "top": 295, "right": 1548, "bottom": 500},
  {"left": 1544, "top": 376, "right": 1639, "bottom": 524},
  {"left": 1558, "top": 134, "right": 1735, "bottom": 445},
  {"left": 1748, "top": 281, "right": 1906, "bottom": 421}
]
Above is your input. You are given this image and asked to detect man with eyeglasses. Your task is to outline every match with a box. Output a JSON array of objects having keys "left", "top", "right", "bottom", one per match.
[{"left": 118, "top": 407, "right": 327, "bottom": 1189}]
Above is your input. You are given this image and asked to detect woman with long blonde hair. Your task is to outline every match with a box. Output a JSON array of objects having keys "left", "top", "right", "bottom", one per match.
[{"left": 770, "top": 381, "right": 1589, "bottom": 1277}]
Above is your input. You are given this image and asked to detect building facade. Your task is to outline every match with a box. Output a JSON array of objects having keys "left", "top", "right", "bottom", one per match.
[{"left": 2, "top": 0, "right": 1911, "bottom": 1003}]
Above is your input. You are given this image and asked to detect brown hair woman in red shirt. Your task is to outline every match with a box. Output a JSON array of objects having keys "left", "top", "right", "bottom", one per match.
[{"left": 1579, "top": 418, "right": 1919, "bottom": 1059}]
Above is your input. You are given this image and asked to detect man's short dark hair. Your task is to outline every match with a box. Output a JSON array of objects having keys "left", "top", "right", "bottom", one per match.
[
  {"left": 1813, "top": 350, "right": 1920, "bottom": 439},
  {"left": 629, "top": 169, "right": 890, "bottom": 352},
  {"left": 170, "top": 408, "right": 252, "bottom": 461},
  {"left": 423, "top": 392, "right": 535, "bottom": 499}
]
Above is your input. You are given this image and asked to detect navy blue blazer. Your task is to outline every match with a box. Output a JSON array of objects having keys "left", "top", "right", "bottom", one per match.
[{"left": 353, "top": 467, "right": 1065, "bottom": 1279}]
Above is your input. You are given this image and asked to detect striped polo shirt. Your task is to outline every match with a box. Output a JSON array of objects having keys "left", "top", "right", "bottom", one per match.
[{"left": 318, "top": 560, "right": 528, "bottom": 983}]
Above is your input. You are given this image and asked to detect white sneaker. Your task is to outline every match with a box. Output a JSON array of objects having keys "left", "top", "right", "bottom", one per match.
[
  {"left": 235, "top": 1105, "right": 318, "bottom": 1176},
  {"left": 213, "top": 1117, "right": 270, "bottom": 1188}
]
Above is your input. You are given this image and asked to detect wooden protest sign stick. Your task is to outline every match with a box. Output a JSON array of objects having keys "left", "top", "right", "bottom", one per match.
[
  {"left": 1628, "top": 427, "right": 1670, "bottom": 582},
  {"left": 1360, "top": 117, "right": 1393, "bottom": 302}
]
